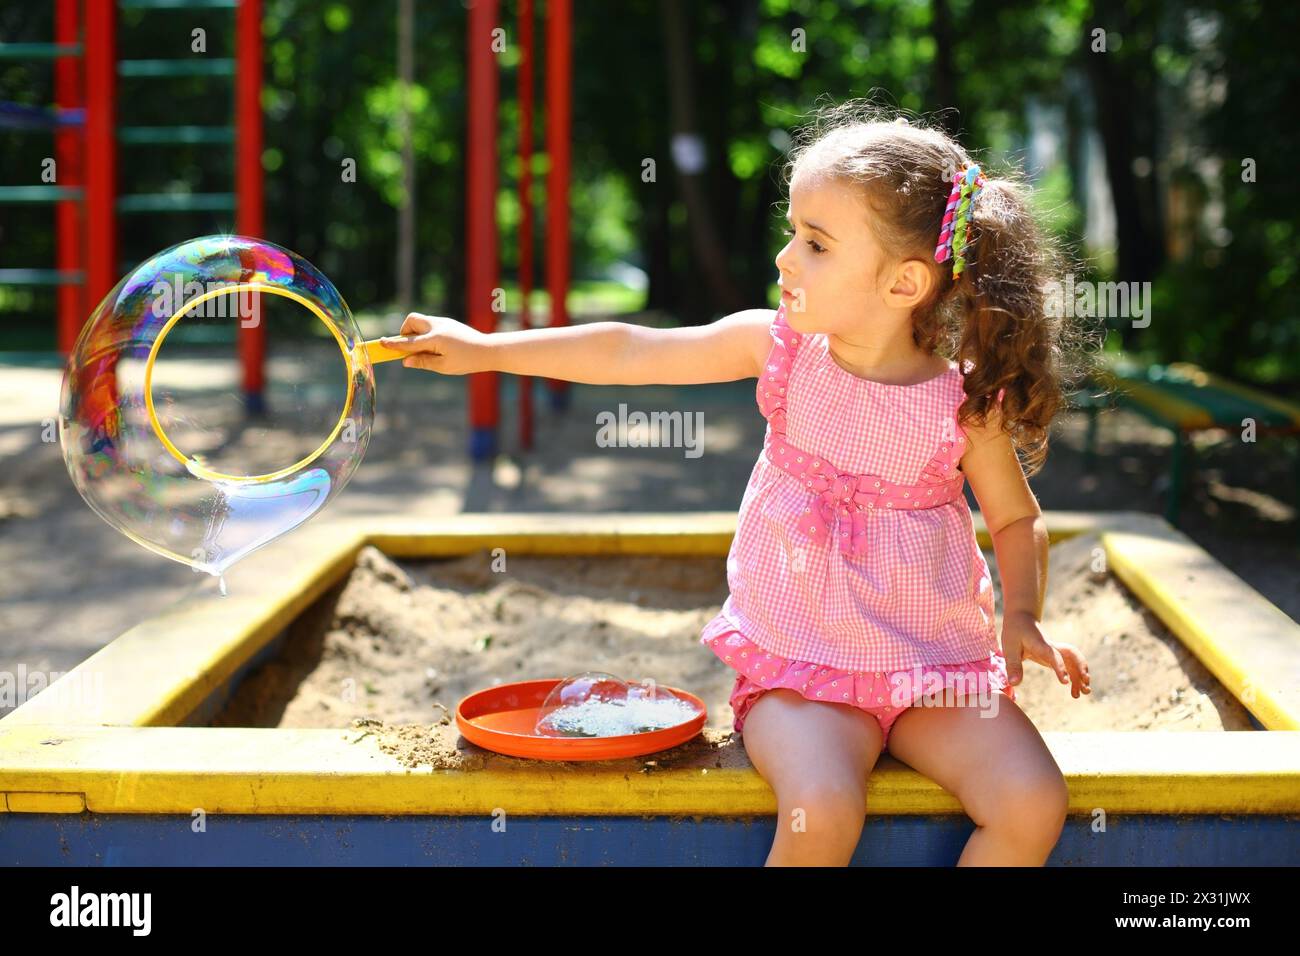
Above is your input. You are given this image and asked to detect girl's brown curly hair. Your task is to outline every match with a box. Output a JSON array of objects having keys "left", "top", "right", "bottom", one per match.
[{"left": 781, "top": 97, "right": 1106, "bottom": 476}]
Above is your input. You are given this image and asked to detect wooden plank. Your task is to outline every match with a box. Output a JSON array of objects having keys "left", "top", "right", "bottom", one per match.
[
  {"left": 0, "top": 723, "right": 1296, "bottom": 816},
  {"left": 1099, "top": 369, "right": 1216, "bottom": 429},
  {"left": 1103, "top": 514, "right": 1300, "bottom": 729}
]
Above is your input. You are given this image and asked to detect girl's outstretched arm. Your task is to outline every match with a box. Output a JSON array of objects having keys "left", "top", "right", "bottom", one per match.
[
  {"left": 960, "top": 404, "right": 1091, "bottom": 698},
  {"left": 380, "top": 308, "right": 775, "bottom": 385}
]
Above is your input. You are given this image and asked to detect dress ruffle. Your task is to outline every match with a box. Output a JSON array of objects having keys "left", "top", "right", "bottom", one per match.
[
  {"left": 756, "top": 302, "right": 800, "bottom": 437},
  {"left": 701, "top": 618, "right": 1014, "bottom": 732},
  {"left": 918, "top": 437, "right": 963, "bottom": 483}
]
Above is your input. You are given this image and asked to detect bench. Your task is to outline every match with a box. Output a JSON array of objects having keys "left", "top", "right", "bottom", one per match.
[{"left": 1072, "top": 357, "right": 1300, "bottom": 528}]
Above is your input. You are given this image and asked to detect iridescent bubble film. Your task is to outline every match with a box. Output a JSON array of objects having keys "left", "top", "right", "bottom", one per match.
[
  {"left": 58, "top": 235, "right": 376, "bottom": 582},
  {"left": 534, "top": 671, "right": 700, "bottom": 737}
]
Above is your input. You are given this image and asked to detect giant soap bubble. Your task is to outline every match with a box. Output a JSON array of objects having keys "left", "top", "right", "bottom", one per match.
[
  {"left": 534, "top": 671, "right": 701, "bottom": 737},
  {"left": 58, "top": 235, "right": 377, "bottom": 586}
]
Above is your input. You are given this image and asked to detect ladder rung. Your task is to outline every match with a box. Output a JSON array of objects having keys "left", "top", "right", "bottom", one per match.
[
  {"left": 117, "top": 192, "right": 235, "bottom": 213},
  {"left": 118, "top": 0, "right": 238, "bottom": 9},
  {"left": 118, "top": 125, "right": 234, "bottom": 145},
  {"left": 0, "top": 105, "right": 84, "bottom": 131},
  {"left": 0, "top": 185, "right": 84, "bottom": 203},
  {"left": 0, "top": 43, "right": 83, "bottom": 60},
  {"left": 118, "top": 58, "right": 236, "bottom": 78},
  {"left": 0, "top": 269, "right": 85, "bottom": 286}
]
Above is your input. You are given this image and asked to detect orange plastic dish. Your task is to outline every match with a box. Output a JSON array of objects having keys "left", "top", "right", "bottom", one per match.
[{"left": 455, "top": 678, "right": 707, "bottom": 761}]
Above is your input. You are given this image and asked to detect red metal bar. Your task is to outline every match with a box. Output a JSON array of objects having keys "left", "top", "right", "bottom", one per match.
[
  {"left": 55, "top": 0, "right": 85, "bottom": 354},
  {"left": 80, "top": 0, "right": 119, "bottom": 430},
  {"left": 466, "top": 0, "right": 500, "bottom": 458},
  {"left": 517, "top": 0, "right": 534, "bottom": 450},
  {"left": 84, "top": 0, "right": 115, "bottom": 315},
  {"left": 544, "top": 0, "right": 571, "bottom": 405},
  {"left": 236, "top": 0, "right": 266, "bottom": 407}
]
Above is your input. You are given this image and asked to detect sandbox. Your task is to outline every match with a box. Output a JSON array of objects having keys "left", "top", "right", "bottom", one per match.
[{"left": 1, "top": 512, "right": 1297, "bottom": 865}]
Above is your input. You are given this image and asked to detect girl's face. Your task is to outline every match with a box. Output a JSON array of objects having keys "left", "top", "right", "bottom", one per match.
[{"left": 774, "top": 174, "right": 893, "bottom": 337}]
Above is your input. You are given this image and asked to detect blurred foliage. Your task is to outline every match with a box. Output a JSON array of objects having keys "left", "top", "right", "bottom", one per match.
[
  {"left": 1146, "top": 0, "right": 1300, "bottom": 383},
  {"left": 0, "top": 0, "right": 1295, "bottom": 384}
]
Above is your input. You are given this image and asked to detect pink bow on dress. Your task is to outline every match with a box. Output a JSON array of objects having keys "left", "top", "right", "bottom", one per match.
[{"left": 800, "top": 465, "right": 880, "bottom": 558}]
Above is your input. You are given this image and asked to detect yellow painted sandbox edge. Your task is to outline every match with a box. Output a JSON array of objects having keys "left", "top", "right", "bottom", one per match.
[
  {"left": 3, "top": 510, "right": 1299, "bottom": 817},
  {"left": 1101, "top": 515, "right": 1300, "bottom": 730},
  {"left": 1, "top": 722, "right": 1297, "bottom": 816}
]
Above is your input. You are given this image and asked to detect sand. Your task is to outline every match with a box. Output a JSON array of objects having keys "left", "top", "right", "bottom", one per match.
[
  {"left": 211, "top": 532, "right": 1256, "bottom": 769},
  {"left": 8, "top": 348, "right": 1296, "bottom": 735}
]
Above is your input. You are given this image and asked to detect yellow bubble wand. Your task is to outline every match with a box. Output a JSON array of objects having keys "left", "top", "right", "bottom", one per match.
[{"left": 143, "top": 282, "right": 407, "bottom": 484}]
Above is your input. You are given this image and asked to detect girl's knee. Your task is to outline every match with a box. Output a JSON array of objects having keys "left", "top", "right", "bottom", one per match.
[
  {"left": 779, "top": 781, "right": 867, "bottom": 836},
  {"left": 1030, "top": 771, "right": 1070, "bottom": 826},
  {"left": 976, "top": 768, "right": 1069, "bottom": 835}
]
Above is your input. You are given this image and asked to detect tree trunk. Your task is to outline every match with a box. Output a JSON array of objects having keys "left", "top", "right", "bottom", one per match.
[
  {"left": 931, "top": 0, "right": 961, "bottom": 136},
  {"left": 661, "top": 0, "right": 747, "bottom": 322},
  {"left": 643, "top": 186, "right": 673, "bottom": 313},
  {"left": 1082, "top": 4, "right": 1166, "bottom": 348}
]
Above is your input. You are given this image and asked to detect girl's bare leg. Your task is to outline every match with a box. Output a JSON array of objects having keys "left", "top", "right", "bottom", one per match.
[
  {"left": 885, "top": 693, "right": 1068, "bottom": 866},
  {"left": 740, "top": 688, "right": 885, "bottom": 866}
]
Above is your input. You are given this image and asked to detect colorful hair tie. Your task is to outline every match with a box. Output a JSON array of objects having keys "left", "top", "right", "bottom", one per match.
[{"left": 933, "top": 164, "right": 986, "bottom": 279}]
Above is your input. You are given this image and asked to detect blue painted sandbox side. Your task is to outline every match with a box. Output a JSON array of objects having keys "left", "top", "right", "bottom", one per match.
[{"left": 2, "top": 813, "right": 1296, "bottom": 866}]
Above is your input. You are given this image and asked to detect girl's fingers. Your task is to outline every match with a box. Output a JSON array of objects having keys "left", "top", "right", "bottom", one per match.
[
  {"left": 1033, "top": 646, "right": 1067, "bottom": 685},
  {"left": 1022, "top": 639, "right": 1074, "bottom": 689},
  {"left": 380, "top": 334, "right": 423, "bottom": 351},
  {"left": 1065, "top": 658, "right": 1080, "bottom": 697},
  {"left": 397, "top": 313, "right": 433, "bottom": 336},
  {"left": 1059, "top": 647, "right": 1090, "bottom": 697},
  {"left": 403, "top": 352, "right": 447, "bottom": 371},
  {"left": 1004, "top": 650, "right": 1023, "bottom": 686},
  {"left": 1026, "top": 631, "right": 1069, "bottom": 685}
]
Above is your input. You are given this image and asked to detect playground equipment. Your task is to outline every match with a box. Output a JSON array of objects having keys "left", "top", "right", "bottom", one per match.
[
  {"left": 3, "top": 0, "right": 574, "bottom": 459},
  {"left": 0, "top": 0, "right": 265, "bottom": 395},
  {"left": 1075, "top": 356, "right": 1300, "bottom": 528},
  {"left": 1, "top": 511, "right": 1297, "bottom": 865},
  {"left": 466, "top": 0, "right": 574, "bottom": 457}
]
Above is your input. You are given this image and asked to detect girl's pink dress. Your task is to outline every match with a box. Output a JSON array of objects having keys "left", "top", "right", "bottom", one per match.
[{"left": 701, "top": 302, "right": 1015, "bottom": 749}]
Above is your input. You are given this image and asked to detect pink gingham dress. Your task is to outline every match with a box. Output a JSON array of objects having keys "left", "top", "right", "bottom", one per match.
[{"left": 701, "top": 302, "right": 1014, "bottom": 748}]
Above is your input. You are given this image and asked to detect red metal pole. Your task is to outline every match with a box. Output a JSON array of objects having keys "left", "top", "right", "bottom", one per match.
[
  {"left": 544, "top": 0, "right": 571, "bottom": 411},
  {"left": 517, "top": 0, "right": 534, "bottom": 451},
  {"left": 55, "top": 0, "right": 84, "bottom": 354},
  {"left": 466, "top": 0, "right": 500, "bottom": 460},
  {"left": 84, "top": 0, "right": 115, "bottom": 315},
  {"left": 236, "top": 0, "right": 266, "bottom": 411},
  {"left": 80, "top": 0, "right": 119, "bottom": 435}
]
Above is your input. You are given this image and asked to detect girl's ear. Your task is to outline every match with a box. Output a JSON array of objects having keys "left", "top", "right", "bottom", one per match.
[{"left": 884, "top": 258, "right": 936, "bottom": 309}]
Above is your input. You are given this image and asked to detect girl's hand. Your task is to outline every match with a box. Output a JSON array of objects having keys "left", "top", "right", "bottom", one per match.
[
  {"left": 379, "top": 313, "right": 488, "bottom": 376},
  {"left": 1001, "top": 610, "right": 1091, "bottom": 698}
]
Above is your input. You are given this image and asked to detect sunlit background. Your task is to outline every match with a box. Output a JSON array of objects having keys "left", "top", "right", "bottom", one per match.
[{"left": 2, "top": 0, "right": 1294, "bottom": 385}]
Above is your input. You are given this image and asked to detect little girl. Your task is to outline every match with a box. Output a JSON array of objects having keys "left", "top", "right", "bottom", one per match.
[{"left": 382, "top": 102, "right": 1094, "bottom": 867}]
